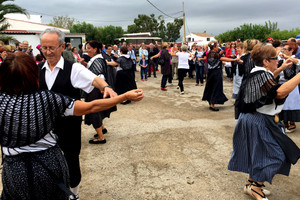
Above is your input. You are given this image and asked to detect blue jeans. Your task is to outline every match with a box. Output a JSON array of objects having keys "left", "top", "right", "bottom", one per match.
[
  {"left": 140, "top": 67, "right": 147, "bottom": 79},
  {"left": 195, "top": 64, "right": 204, "bottom": 84},
  {"left": 161, "top": 75, "right": 168, "bottom": 88}
]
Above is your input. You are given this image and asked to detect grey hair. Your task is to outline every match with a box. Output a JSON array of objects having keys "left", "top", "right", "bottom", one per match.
[
  {"left": 40, "top": 28, "right": 65, "bottom": 45},
  {"left": 181, "top": 45, "right": 188, "bottom": 51}
]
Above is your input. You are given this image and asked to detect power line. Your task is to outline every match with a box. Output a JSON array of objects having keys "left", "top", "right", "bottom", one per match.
[{"left": 145, "top": 0, "right": 180, "bottom": 19}]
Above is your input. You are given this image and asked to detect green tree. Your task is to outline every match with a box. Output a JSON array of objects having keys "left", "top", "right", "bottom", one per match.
[
  {"left": 215, "top": 21, "right": 280, "bottom": 43},
  {"left": 70, "top": 22, "right": 99, "bottom": 41},
  {"left": 49, "top": 16, "right": 79, "bottom": 29},
  {"left": 267, "top": 28, "right": 300, "bottom": 40},
  {"left": 165, "top": 18, "right": 183, "bottom": 42},
  {"left": 0, "top": 0, "right": 27, "bottom": 42},
  {"left": 127, "top": 14, "right": 183, "bottom": 42},
  {"left": 98, "top": 25, "right": 124, "bottom": 44},
  {"left": 71, "top": 22, "right": 124, "bottom": 44}
]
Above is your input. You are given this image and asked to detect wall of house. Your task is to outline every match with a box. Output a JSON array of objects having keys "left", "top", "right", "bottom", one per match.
[{"left": 8, "top": 34, "right": 41, "bottom": 56}]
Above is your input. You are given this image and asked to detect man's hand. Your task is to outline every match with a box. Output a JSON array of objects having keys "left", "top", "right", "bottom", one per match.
[{"left": 103, "top": 87, "right": 118, "bottom": 98}]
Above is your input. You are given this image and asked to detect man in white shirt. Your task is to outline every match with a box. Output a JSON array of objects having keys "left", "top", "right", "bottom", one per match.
[{"left": 39, "top": 28, "right": 117, "bottom": 200}]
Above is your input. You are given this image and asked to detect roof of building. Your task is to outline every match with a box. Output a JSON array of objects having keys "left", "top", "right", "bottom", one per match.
[
  {"left": 116, "top": 36, "right": 161, "bottom": 40},
  {"left": 1, "top": 30, "right": 39, "bottom": 34},
  {"left": 124, "top": 32, "right": 151, "bottom": 37},
  {"left": 3, "top": 18, "right": 70, "bottom": 33},
  {"left": 191, "top": 32, "right": 214, "bottom": 37}
]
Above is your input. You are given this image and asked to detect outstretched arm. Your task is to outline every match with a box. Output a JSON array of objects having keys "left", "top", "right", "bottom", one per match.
[{"left": 73, "top": 89, "right": 144, "bottom": 116}]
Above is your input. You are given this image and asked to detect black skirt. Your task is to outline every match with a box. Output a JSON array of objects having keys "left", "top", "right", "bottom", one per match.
[
  {"left": 84, "top": 87, "right": 117, "bottom": 129},
  {"left": 202, "top": 68, "right": 228, "bottom": 104},
  {"left": 115, "top": 69, "right": 137, "bottom": 95},
  {"left": 1, "top": 146, "right": 69, "bottom": 200}
]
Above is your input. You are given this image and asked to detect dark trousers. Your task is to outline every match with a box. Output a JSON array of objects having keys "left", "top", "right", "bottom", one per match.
[
  {"left": 195, "top": 65, "right": 204, "bottom": 84},
  {"left": 178, "top": 69, "right": 188, "bottom": 92},
  {"left": 168, "top": 65, "right": 173, "bottom": 83},
  {"left": 188, "top": 62, "right": 195, "bottom": 78},
  {"left": 225, "top": 66, "right": 232, "bottom": 78},
  {"left": 55, "top": 116, "right": 82, "bottom": 188},
  {"left": 148, "top": 60, "right": 156, "bottom": 77},
  {"left": 140, "top": 67, "right": 147, "bottom": 79},
  {"left": 161, "top": 74, "right": 168, "bottom": 88}
]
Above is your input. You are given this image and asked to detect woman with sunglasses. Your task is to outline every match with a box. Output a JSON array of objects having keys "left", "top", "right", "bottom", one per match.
[{"left": 228, "top": 44, "right": 300, "bottom": 200}]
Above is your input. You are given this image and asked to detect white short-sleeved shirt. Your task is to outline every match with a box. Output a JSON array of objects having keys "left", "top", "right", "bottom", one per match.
[{"left": 176, "top": 52, "right": 190, "bottom": 69}]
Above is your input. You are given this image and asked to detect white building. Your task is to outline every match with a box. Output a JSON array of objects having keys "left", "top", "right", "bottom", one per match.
[
  {"left": 186, "top": 32, "right": 215, "bottom": 48},
  {"left": 1, "top": 14, "right": 85, "bottom": 56}
]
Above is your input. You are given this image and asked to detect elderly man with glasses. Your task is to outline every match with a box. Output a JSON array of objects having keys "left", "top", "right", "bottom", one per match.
[{"left": 38, "top": 28, "right": 117, "bottom": 200}]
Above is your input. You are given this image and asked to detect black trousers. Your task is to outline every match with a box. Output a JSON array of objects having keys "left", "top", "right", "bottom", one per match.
[
  {"left": 178, "top": 69, "right": 188, "bottom": 92},
  {"left": 55, "top": 116, "right": 82, "bottom": 188},
  {"left": 148, "top": 60, "right": 156, "bottom": 77}
]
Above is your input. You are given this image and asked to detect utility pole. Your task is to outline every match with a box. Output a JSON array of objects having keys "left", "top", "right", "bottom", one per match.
[{"left": 182, "top": 2, "right": 186, "bottom": 44}]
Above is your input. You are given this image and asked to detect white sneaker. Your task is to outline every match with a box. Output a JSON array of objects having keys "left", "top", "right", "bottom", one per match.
[{"left": 180, "top": 91, "right": 184, "bottom": 94}]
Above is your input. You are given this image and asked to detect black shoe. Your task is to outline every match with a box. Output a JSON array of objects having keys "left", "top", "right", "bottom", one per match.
[
  {"left": 209, "top": 107, "right": 219, "bottom": 112},
  {"left": 154, "top": 76, "right": 157, "bottom": 78},
  {"left": 94, "top": 128, "right": 108, "bottom": 138},
  {"left": 89, "top": 139, "right": 106, "bottom": 144}
]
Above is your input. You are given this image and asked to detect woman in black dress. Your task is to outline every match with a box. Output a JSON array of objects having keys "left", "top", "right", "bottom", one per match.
[
  {"left": 202, "top": 41, "right": 240, "bottom": 111},
  {"left": 0, "top": 52, "right": 143, "bottom": 200},
  {"left": 85, "top": 40, "right": 117, "bottom": 144},
  {"left": 106, "top": 46, "right": 137, "bottom": 104}
]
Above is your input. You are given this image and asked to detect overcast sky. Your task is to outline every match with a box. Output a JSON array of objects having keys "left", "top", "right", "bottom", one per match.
[{"left": 13, "top": 0, "right": 300, "bottom": 38}]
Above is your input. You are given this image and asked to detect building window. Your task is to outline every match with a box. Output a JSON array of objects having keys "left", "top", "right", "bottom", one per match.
[
  {"left": 187, "top": 38, "right": 191, "bottom": 42},
  {"left": 192, "top": 38, "right": 194, "bottom": 42},
  {"left": 207, "top": 38, "right": 210, "bottom": 41}
]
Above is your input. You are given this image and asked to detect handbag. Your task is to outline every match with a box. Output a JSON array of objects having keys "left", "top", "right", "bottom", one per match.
[{"left": 158, "top": 57, "right": 165, "bottom": 66}]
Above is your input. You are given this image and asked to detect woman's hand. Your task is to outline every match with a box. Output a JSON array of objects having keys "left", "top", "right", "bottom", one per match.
[
  {"left": 103, "top": 87, "right": 118, "bottom": 98},
  {"left": 124, "top": 89, "right": 144, "bottom": 102},
  {"left": 282, "top": 58, "right": 294, "bottom": 69}
]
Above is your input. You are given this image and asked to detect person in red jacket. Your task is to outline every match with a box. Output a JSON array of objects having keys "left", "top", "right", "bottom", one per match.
[{"left": 224, "top": 42, "right": 238, "bottom": 79}]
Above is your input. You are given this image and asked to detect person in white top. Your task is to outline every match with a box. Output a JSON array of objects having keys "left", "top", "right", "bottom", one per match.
[{"left": 174, "top": 45, "right": 192, "bottom": 94}]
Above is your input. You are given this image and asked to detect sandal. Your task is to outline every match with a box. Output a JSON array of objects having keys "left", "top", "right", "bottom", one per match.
[
  {"left": 248, "top": 182, "right": 268, "bottom": 200},
  {"left": 89, "top": 139, "right": 106, "bottom": 144},
  {"left": 94, "top": 128, "right": 108, "bottom": 138},
  {"left": 286, "top": 123, "right": 296, "bottom": 133},
  {"left": 244, "top": 180, "right": 271, "bottom": 196}
]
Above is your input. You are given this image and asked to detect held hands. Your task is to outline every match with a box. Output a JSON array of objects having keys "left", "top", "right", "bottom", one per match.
[
  {"left": 282, "top": 58, "right": 294, "bottom": 69},
  {"left": 103, "top": 87, "right": 118, "bottom": 98},
  {"left": 124, "top": 89, "right": 144, "bottom": 102}
]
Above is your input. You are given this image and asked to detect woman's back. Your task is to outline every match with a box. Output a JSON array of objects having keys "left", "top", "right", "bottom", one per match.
[{"left": 0, "top": 90, "right": 73, "bottom": 148}]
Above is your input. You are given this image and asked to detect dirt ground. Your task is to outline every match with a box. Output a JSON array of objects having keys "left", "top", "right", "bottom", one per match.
[
  {"left": 78, "top": 71, "right": 300, "bottom": 200},
  {"left": 1, "top": 70, "right": 300, "bottom": 200}
]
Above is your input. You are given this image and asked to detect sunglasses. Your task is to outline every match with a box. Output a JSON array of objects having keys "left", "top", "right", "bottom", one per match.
[
  {"left": 268, "top": 57, "right": 278, "bottom": 60},
  {"left": 282, "top": 48, "right": 292, "bottom": 51}
]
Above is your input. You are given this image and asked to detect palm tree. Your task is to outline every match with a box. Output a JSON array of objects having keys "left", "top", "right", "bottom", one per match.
[{"left": 0, "top": 0, "right": 27, "bottom": 42}]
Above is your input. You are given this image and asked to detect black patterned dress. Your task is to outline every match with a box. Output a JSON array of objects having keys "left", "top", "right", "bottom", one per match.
[
  {"left": 84, "top": 54, "right": 116, "bottom": 129},
  {"left": 0, "top": 90, "right": 74, "bottom": 200}
]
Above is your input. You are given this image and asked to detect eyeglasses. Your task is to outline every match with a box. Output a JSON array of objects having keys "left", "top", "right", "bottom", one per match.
[
  {"left": 282, "top": 48, "right": 292, "bottom": 51},
  {"left": 41, "top": 44, "right": 62, "bottom": 52},
  {"left": 268, "top": 57, "right": 278, "bottom": 60}
]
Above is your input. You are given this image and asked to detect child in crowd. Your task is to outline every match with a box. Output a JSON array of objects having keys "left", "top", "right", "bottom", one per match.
[{"left": 139, "top": 54, "right": 148, "bottom": 81}]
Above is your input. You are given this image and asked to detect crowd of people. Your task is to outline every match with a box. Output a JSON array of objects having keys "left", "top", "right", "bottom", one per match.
[{"left": 1, "top": 28, "right": 300, "bottom": 200}]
